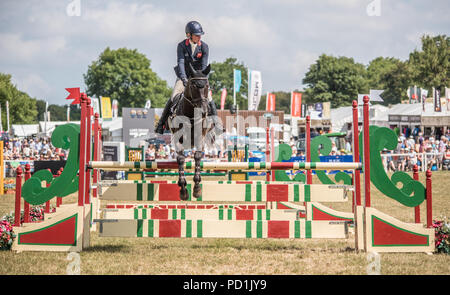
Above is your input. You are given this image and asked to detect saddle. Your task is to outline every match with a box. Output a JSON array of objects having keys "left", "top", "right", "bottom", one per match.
[{"left": 170, "top": 93, "right": 214, "bottom": 117}]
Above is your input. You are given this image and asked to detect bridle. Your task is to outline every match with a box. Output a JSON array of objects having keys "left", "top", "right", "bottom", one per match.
[{"left": 184, "top": 77, "right": 209, "bottom": 107}]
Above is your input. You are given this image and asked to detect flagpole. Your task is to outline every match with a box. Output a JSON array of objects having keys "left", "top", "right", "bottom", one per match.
[
  {"left": 6, "top": 101, "right": 10, "bottom": 134},
  {"left": 233, "top": 69, "right": 237, "bottom": 148}
]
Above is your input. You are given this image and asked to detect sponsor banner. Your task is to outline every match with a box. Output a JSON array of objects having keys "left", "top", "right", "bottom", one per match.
[
  {"left": 248, "top": 70, "right": 262, "bottom": 111},
  {"left": 291, "top": 92, "right": 302, "bottom": 117},
  {"left": 101, "top": 96, "right": 112, "bottom": 120},
  {"left": 266, "top": 93, "right": 276, "bottom": 111}
]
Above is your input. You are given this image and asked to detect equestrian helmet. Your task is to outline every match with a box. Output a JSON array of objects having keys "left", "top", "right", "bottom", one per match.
[{"left": 185, "top": 21, "right": 204, "bottom": 36}]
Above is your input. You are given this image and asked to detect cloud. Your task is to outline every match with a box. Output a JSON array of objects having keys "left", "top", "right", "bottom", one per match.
[
  {"left": 0, "top": 33, "right": 67, "bottom": 64},
  {"left": 10, "top": 72, "right": 52, "bottom": 99}
]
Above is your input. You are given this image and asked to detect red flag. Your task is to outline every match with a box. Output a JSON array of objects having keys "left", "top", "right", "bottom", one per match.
[
  {"left": 65, "top": 88, "right": 81, "bottom": 105},
  {"left": 266, "top": 93, "right": 276, "bottom": 111},
  {"left": 291, "top": 92, "right": 302, "bottom": 117},
  {"left": 220, "top": 88, "right": 227, "bottom": 110}
]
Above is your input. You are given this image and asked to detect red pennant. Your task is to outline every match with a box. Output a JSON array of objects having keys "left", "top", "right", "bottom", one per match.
[{"left": 65, "top": 88, "right": 81, "bottom": 105}]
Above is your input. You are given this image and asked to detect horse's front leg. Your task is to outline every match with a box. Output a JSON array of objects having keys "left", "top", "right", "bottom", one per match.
[
  {"left": 193, "top": 150, "right": 202, "bottom": 199},
  {"left": 177, "top": 151, "right": 189, "bottom": 201}
]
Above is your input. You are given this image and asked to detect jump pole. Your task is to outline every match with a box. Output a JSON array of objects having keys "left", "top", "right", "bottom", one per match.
[
  {"left": 14, "top": 167, "right": 22, "bottom": 227},
  {"left": 78, "top": 93, "right": 87, "bottom": 207},
  {"left": 56, "top": 169, "right": 62, "bottom": 207},
  {"left": 266, "top": 126, "right": 270, "bottom": 181},
  {"left": 89, "top": 161, "right": 362, "bottom": 171},
  {"left": 413, "top": 165, "right": 420, "bottom": 223},
  {"left": 92, "top": 113, "right": 100, "bottom": 199},
  {"left": 362, "top": 96, "right": 371, "bottom": 208},
  {"left": 23, "top": 164, "right": 31, "bottom": 222},
  {"left": 306, "top": 116, "right": 312, "bottom": 184},
  {"left": 84, "top": 98, "right": 92, "bottom": 205},
  {"left": 426, "top": 169, "right": 432, "bottom": 228},
  {"left": 352, "top": 100, "right": 362, "bottom": 210},
  {"left": 271, "top": 127, "right": 275, "bottom": 181}
]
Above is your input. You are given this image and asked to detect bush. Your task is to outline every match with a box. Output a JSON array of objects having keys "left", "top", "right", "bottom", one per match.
[
  {"left": 0, "top": 218, "right": 16, "bottom": 250},
  {"left": 433, "top": 217, "right": 450, "bottom": 254}
]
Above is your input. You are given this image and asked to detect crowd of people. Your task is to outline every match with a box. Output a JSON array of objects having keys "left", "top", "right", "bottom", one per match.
[
  {"left": 3, "top": 130, "right": 450, "bottom": 173},
  {"left": 381, "top": 132, "right": 450, "bottom": 172},
  {"left": 2, "top": 137, "right": 67, "bottom": 161}
]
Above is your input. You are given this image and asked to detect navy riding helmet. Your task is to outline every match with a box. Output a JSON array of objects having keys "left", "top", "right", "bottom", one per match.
[{"left": 185, "top": 21, "right": 204, "bottom": 36}]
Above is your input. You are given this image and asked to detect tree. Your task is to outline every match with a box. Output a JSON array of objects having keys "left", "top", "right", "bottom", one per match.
[
  {"left": 367, "top": 57, "right": 412, "bottom": 105},
  {"left": 258, "top": 91, "right": 293, "bottom": 113},
  {"left": 302, "top": 54, "right": 369, "bottom": 107},
  {"left": 409, "top": 34, "right": 450, "bottom": 92},
  {"left": 84, "top": 47, "right": 172, "bottom": 113},
  {"left": 209, "top": 57, "right": 248, "bottom": 111},
  {"left": 0, "top": 73, "right": 38, "bottom": 130}
]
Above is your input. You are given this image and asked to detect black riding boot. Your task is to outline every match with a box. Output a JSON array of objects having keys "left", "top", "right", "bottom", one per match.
[
  {"left": 156, "top": 99, "right": 173, "bottom": 134},
  {"left": 208, "top": 100, "right": 218, "bottom": 116}
]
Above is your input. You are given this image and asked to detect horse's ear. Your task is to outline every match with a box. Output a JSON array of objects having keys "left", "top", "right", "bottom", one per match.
[
  {"left": 202, "top": 64, "right": 211, "bottom": 76},
  {"left": 188, "top": 63, "right": 196, "bottom": 76}
]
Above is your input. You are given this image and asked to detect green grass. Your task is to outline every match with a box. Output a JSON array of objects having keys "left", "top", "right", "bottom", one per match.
[{"left": 1, "top": 172, "right": 449, "bottom": 275}]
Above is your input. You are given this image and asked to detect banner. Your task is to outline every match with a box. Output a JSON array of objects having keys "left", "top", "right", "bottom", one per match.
[
  {"left": 112, "top": 99, "right": 119, "bottom": 118},
  {"left": 233, "top": 69, "right": 242, "bottom": 93},
  {"left": 266, "top": 93, "right": 276, "bottom": 111},
  {"left": 101, "top": 96, "right": 112, "bottom": 120},
  {"left": 310, "top": 103, "right": 323, "bottom": 119},
  {"left": 446, "top": 87, "right": 450, "bottom": 111},
  {"left": 220, "top": 88, "right": 227, "bottom": 110},
  {"left": 322, "top": 102, "right": 331, "bottom": 119},
  {"left": 434, "top": 88, "right": 441, "bottom": 112},
  {"left": 291, "top": 92, "right": 302, "bottom": 117},
  {"left": 91, "top": 98, "right": 100, "bottom": 117},
  {"left": 6, "top": 101, "right": 10, "bottom": 132},
  {"left": 248, "top": 70, "right": 262, "bottom": 111},
  {"left": 420, "top": 88, "right": 428, "bottom": 111},
  {"left": 301, "top": 104, "right": 306, "bottom": 118}
]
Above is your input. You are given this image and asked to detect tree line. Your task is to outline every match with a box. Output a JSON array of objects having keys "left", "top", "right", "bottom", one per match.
[{"left": 0, "top": 34, "right": 447, "bottom": 128}]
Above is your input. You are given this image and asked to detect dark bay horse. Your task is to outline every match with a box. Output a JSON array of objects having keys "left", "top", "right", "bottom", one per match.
[{"left": 167, "top": 63, "right": 215, "bottom": 200}]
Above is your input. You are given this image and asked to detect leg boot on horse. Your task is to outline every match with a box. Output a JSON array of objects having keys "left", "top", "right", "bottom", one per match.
[{"left": 156, "top": 99, "right": 173, "bottom": 134}]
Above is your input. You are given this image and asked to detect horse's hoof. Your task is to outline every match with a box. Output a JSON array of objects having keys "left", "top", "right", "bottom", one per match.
[
  {"left": 180, "top": 188, "right": 189, "bottom": 201},
  {"left": 193, "top": 186, "right": 201, "bottom": 199}
]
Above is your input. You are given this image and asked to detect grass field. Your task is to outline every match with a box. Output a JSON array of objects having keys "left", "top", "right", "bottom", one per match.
[{"left": 1, "top": 171, "right": 449, "bottom": 275}]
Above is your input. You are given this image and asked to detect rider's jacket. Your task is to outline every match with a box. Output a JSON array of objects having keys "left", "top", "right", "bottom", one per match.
[{"left": 174, "top": 39, "right": 209, "bottom": 81}]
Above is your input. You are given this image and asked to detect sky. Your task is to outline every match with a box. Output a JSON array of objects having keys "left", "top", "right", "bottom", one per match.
[{"left": 0, "top": 0, "right": 449, "bottom": 105}]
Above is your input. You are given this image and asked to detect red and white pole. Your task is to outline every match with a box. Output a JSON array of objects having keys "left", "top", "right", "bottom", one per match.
[
  {"left": 14, "top": 167, "right": 23, "bottom": 227},
  {"left": 352, "top": 101, "right": 361, "bottom": 210}
]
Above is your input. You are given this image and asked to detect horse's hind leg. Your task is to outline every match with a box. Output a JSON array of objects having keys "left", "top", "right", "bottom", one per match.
[
  {"left": 177, "top": 151, "right": 189, "bottom": 201},
  {"left": 193, "top": 150, "right": 202, "bottom": 199}
]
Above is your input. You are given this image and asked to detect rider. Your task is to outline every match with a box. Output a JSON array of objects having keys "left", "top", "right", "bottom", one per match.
[{"left": 156, "top": 21, "right": 217, "bottom": 134}]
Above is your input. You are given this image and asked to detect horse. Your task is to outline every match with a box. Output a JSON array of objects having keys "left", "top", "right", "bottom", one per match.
[{"left": 167, "top": 63, "right": 216, "bottom": 201}]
